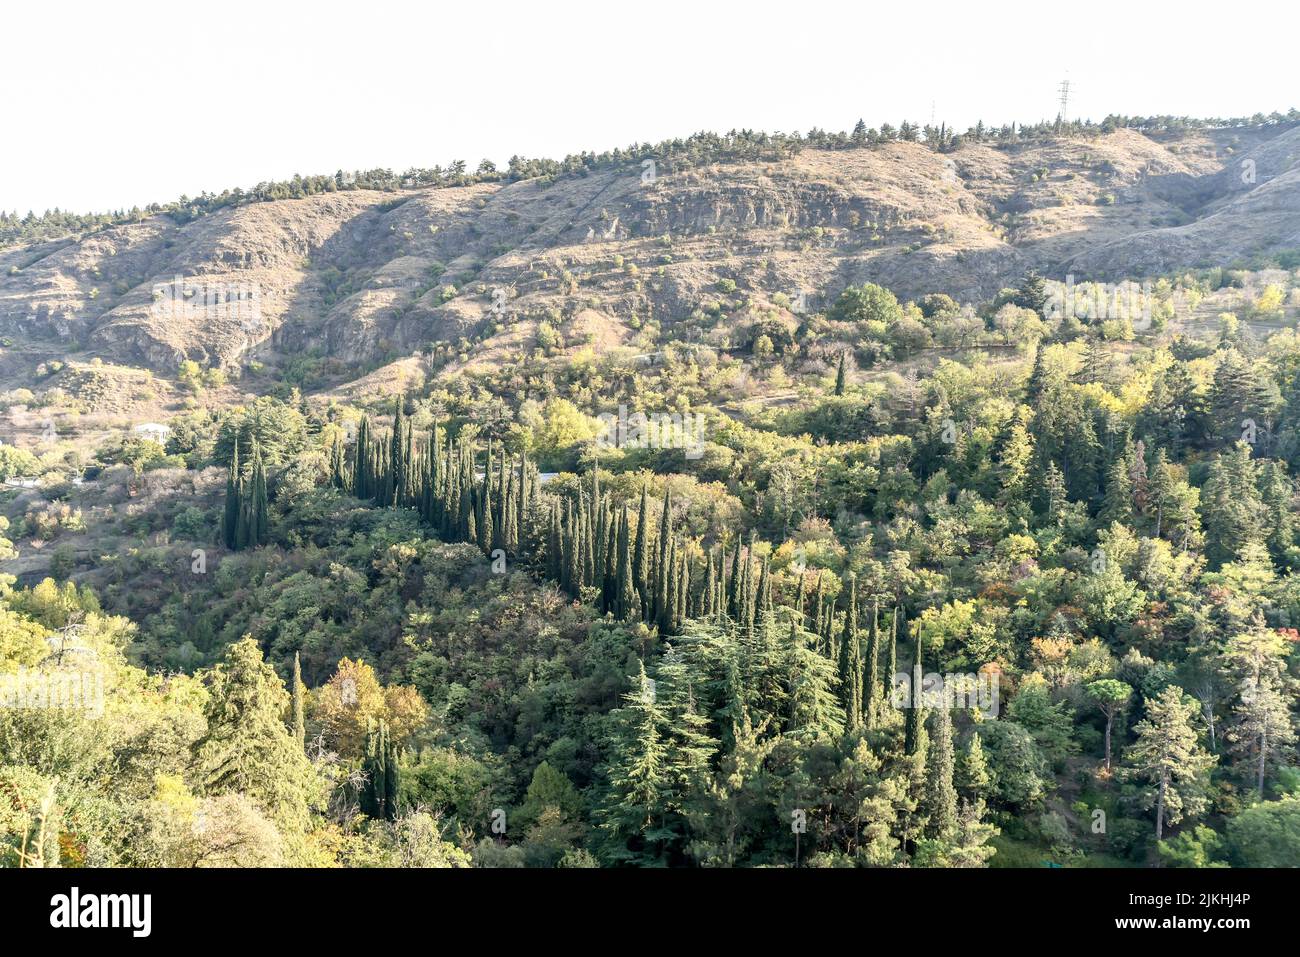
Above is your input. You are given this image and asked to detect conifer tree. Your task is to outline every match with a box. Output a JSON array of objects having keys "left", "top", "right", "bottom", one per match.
[
  {"left": 222, "top": 438, "right": 241, "bottom": 549},
  {"left": 291, "top": 650, "right": 305, "bottom": 751},
  {"left": 632, "top": 486, "right": 651, "bottom": 616},
  {"left": 837, "top": 576, "right": 862, "bottom": 731},
  {"left": 905, "top": 608, "right": 924, "bottom": 755},
  {"left": 957, "top": 732, "right": 992, "bottom": 803},
  {"left": 597, "top": 661, "right": 671, "bottom": 864},
  {"left": 924, "top": 705, "right": 958, "bottom": 837},
  {"left": 616, "top": 507, "right": 637, "bottom": 621},
  {"left": 247, "top": 438, "right": 269, "bottom": 548},
  {"left": 196, "top": 636, "right": 318, "bottom": 832},
  {"left": 1123, "top": 685, "right": 1216, "bottom": 839},
  {"left": 864, "top": 600, "right": 880, "bottom": 729}
]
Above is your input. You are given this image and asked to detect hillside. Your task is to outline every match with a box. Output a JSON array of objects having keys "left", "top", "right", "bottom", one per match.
[
  {"left": 4, "top": 114, "right": 1300, "bottom": 877},
  {"left": 3, "top": 123, "right": 1298, "bottom": 394}
]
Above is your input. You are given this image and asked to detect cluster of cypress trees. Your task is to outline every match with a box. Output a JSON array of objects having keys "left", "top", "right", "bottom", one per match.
[
  {"left": 799, "top": 575, "right": 921, "bottom": 749},
  {"left": 220, "top": 433, "right": 269, "bottom": 550},
  {"left": 546, "top": 477, "right": 694, "bottom": 633},
  {"left": 326, "top": 398, "right": 935, "bottom": 731},
  {"left": 360, "top": 719, "right": 399, "bottom": 821},
  {"left": 295, "top": 398, "right": 931, "bottom": 748},
  {"left": 329, "top": 399, "right": 703, "bottom": 635},
  {"left": 329, "top": 398, "right": 543, "bottom": 559}
]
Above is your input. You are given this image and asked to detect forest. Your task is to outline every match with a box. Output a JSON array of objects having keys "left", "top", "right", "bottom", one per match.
[{"left": 4, "top": 262, "right": 1300, "bottom": 869}]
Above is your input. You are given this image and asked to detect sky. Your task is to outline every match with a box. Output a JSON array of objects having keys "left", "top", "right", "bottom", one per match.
[{"left": 3, "top": 0, "right": 1296, "bottom": 214}]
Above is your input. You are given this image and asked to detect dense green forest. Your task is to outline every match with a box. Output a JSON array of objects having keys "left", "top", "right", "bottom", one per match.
[{"left": 5, "top": 262, "right": 1300, "bottom": 867}]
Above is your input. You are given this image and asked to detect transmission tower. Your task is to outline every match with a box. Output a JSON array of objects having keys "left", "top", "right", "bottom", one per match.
[{"left": 1057, "top": 79, "right": 1071, "bottom": 124}]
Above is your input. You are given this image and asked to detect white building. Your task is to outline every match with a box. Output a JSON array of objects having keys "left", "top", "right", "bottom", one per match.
[{"left": 132, "top": 423, "right": 172, "bottom": 445}]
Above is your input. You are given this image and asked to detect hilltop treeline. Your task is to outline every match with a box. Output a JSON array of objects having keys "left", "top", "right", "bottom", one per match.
[{"left": 5, "top": 108, "right": 1298, "bottom": 249}]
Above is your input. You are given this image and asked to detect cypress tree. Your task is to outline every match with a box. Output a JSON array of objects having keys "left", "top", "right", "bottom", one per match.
[
  {"left": 388, "top": 397, "right": 406, "bottom": 507},
  {"left": 616, "top": 507, "right": 636, "bottom": 620},
  {"left": 905, "top": 608, "right": 924, "bottom": 756},
  {"left": 547, "top": 503, "right": 564, "bottom": 582},
  {"left": 675, "top": 548, "right": 690, "bottom": 628},
  {"left": 382, "top": 723, "right": 400, "bottom": 822},
  {"left": 328, "top": 434, "right": 346, "bottom": 489},
  {"left": 478, "top": 447, "right": 495, "bottom": 555},
  {"left": 811, "top": 574, "right": 825, "bottom": 652},
  {"left": 353, "top": 416, "right": 372, "bottom": 499},
  {"left": 924, "top": 704, "right": 958, "bottom": 838},
  {"left": 248, "top": 438, "right": 268, "bottom": 548},
  {"left": 837, "top": 575, "right": 862, "bottom": 730},
  {"left": 758, "top": 558, "right": 773, "bottom": 624},
  {"left": 222, "top": 439, "right": 241, "bottom": 549},
  {"left": 887, "top": 606, "right": 899, "bottom": 704},
  {"left": 654, "top": 488, "right": 673, "bottom": 623},
  {"left": 632, "top": 486, "right": 651, "bottom": 615},
  {"left": 580, "top": 492, "right": 595, "bottom": 586},
  {"left": 864, "top": 600, "right": 880, "bottom": 730},
  {"left": 834, "top": 351, "right": 847, "bottom": 396},
  {"left": 702, "top": 548, "right": 718, "bottom": 619},
  {"left": 360, "top": 719, "right": 387, "bottom": 819},
  {"left": 601, "top": 509, "right": 617, "bottom": 614},
  {"left": 291, "top": 651, "right": 305, "bottom": 751}
]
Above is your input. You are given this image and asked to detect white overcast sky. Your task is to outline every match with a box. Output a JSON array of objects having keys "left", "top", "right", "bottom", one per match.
[{"left": 2, "top": 0, "right": 1295, "bottom": 214}]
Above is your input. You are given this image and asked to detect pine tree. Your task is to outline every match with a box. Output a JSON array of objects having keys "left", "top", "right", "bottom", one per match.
[
  {"left": 1123, "top": 685, "right": 1216, "bottom": 839},
  {"left": 1226, "top": 671, "right": 1296, "bottom": 798},
  {"left": 195, "top": 636, "right": 318, "bottom": 831},
  {"left": 597, "top": 661, "right": 671, "bottom": 865}
]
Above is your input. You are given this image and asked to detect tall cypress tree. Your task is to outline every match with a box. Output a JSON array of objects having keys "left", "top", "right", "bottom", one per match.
[
  {"left": 864, "top": 600, "right": 880, "bottom": 730},
  {"left": 291, "top": 651, "right": 305, "bottom": 751},
  {"left": 904, "top": 608, "right": 924, "bottom": 756},
  {"left": 887, "top": 606, "right": 899, "bottom": 704},
  {"left": 353, "top": 416, "right": 372, "bottom": 499},
  {"left": 837, "top": 575, "right": 862, "bottom": 731},
  {"left": 632, "top": 486, "right": 651, "bottom": 616},
  {"left": 924, "top": 704, "right": 958, "bottom": 837},
  {"left": 654, "top": 488, "right": 673, "bottom": 625},
  {"left": 388, "top": 397, "right": 406, "bottom": 507},
  {"left": 222, "top": 438, "right": 241, "bottom": 549},
  {"left": 248, "top": 438, "right": 268, "bottom": 548},
  {"left": 616, "top": 506, "right": 636, "bottom": 620}
]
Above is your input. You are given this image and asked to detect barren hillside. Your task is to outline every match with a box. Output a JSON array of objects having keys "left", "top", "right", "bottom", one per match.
[{"left": 2, "top": 124, "right": 1298, "bottom": 390}]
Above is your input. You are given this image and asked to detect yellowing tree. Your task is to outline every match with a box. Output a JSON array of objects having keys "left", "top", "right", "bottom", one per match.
[{"left": 311, "top": 658, "right": 428, "bottom": 758}]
